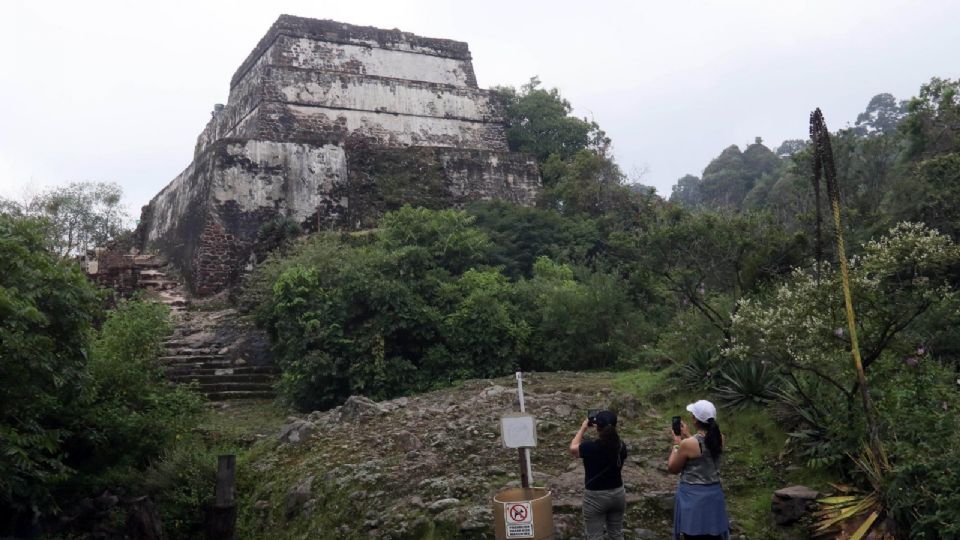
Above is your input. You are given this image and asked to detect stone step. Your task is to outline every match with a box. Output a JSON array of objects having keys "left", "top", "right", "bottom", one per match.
[
  {"left": 168, "top": 373, "right": 275, "bottom": 384},
  {"left": 159, "top": 354, "right": 224, "bottom": 363},
  {"left": 161, "top": 346, "right": 223, "bottom": 355},
  {"left": 194, "top": 381, "right": 275, "bottom": 393},
  {"left": 164, "top": 365, "right": 280, "bottom": 377},
  {"left": 132, "top": 261, "right": 166, "bottom": 270},
  {"left": 163, "top": 360, "right": 239, "bottom": 371},
  {"left": 141, "top": 280, "right": 179, "bottom": 290},
  {"left": 163, "top": 339, "right": 213, "bottom": 346},
  {"left": 205, "top": 390, "right": 276, "bottom": 401}
]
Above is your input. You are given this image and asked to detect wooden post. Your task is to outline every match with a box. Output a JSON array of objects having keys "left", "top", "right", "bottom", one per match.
[
  {"left": 517, "top": 448, "right": 530, "bottom": 488},
  {"left": 205, "top": 455, "right": 237, "bottom": 540}
]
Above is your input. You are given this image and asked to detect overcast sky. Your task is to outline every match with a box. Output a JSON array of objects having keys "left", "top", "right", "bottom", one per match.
[{"left": 1, "top": 0, "right": 958, "bottom": 213}]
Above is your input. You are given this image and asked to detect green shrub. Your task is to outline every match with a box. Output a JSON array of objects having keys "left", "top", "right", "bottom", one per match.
[
  {"left": 516, "top": 258, "right": 644, "bottom": 371},
  {"left": 0, "top": 215, "right": 101, "bottom": 522},
  {"left": 253, "top": 207, "right": 646, "bottom": 410},
  {"left": 254, "top": 216, "right": 302, "bottom": 260},
  {"left": 878, "top": 360, "right": 960, "bottom": 537},
  {"left": 64, "top": 299, "right": 204, "bottom": 490},
  {"left": 143, "top": 440, "right": 229, "bottom": 539}
]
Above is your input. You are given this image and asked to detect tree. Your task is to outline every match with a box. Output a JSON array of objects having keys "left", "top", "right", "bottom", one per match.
[
  {"left": 775, "top": 139, "right": 808, "bottom": 158},
  {"left": 616, "top": 209, "right": 801, "bottom": 345},
  {"left": 682, "top": 141, "right": 784, "bottom": 211},
  {"left": 0, "top": 196, "right": 23, "bottom": 217},
  {"left": 0, "top": 214, "right": 101, "bottom": 521},
  {"left": 495, "top": 77, "right": 609, "bottom": 164},
  {"left": 25, "top": 182, "right": 129, "bottom": 258},
  {"left": 541, "top": 149, "right": 633, "bottom": 217},
  {"left": 901, "top": 77, "right": 960, "bottom": 159},
  {"left": 729, "top": 222, "right": 960, "bottom": 426},
  {"left": 467, "top": 201, "right": 600, "bottom": 279},
  {"left": 852, "top": 93, "right": 907, "bottom": 137},
  {"left": 515, "top": 257, "right": 642, "bottom": 371},
  {"left": 884, "top": 153, "right": 960, "bottom": 240},
  {"left": 669, "top": 174, "right": 702, "bottom": 207}
]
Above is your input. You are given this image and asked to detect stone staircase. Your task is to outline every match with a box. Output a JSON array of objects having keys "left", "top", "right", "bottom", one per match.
[
  {"left": 127, "top": 255, "right": 277, "bottom": 401},
  {"left": 159, "top": 308, "right": 279, "bottom": 401},
  {"left": 87, "top": 249, "right": 279, "bottom": 401},
  {"left": 133, "top": 255, "right": 190, "bottom": 314}
]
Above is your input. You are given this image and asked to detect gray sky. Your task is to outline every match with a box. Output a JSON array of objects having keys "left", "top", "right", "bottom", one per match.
[{"left": 2, "top": 0, "right": 958, "bottom": 213}]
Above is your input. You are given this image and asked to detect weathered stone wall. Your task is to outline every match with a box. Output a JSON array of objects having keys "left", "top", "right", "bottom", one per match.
[
  {"left": 230, "top": 16, "right": 477, "bottom": 90},
  {"left": 195, "top": 16, "right": 502, "bottom": 157},
  {"left": 324, "top": 140, "right": 540, "bottom": 229},
  {"left": 142, "top": 139, "right": 348, "bottom": 293},
  {"left": 141, "top": 15, "right": 541, "bottom": 296}
]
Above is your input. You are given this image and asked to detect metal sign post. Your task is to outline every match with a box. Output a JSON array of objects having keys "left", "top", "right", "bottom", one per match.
[{"left": 516, "top": 372, "right": 533, "bottom": 488}]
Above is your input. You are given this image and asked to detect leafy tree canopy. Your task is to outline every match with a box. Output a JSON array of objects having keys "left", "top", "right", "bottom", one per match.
[
  {"left": 10, "top": 181, "right": 131, "bottom": 258},
  {"left": 0, "top": 214, "right": 100, "bottom": 514},
  {"left": 495, "top": 77, "right": 609, "bottom": 164}
]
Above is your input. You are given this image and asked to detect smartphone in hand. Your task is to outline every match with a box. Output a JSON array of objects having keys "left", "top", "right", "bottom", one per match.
[
  {"left": 671, "top": 415, "right": 682, "bottom": 436},
  {"left": 588, "top": 409, "right": 600, "bottom": 426}
]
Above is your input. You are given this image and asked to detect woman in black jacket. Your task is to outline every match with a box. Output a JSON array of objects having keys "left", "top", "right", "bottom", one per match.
[{"left": 569, "top": 410, "right": 628, "bottom": 540}]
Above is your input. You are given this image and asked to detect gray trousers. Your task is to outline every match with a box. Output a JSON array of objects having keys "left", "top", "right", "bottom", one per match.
[{"left": 583, "top": 486, "right": 626, "bottom": 540}]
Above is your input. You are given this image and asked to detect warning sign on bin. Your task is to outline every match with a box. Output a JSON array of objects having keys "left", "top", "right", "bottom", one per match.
[{"left": 504, "top": 501, "right": 534, "bottom": 538}]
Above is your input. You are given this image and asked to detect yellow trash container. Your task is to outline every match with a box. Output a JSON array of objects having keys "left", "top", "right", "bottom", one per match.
[{"left": 493, "top": 487, "right": 554, "bottom": 540}]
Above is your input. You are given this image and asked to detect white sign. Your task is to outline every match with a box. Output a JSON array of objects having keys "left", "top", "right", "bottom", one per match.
[
  {"left": 501, "top": 413, "right": 537, "bottom": 448},
  {"left": 504, "top": 501, "right": 534, "bottom": 538}
]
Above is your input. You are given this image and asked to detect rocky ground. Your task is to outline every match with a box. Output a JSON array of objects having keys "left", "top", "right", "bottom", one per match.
[{"left": 237, "top": 372, "right": 689, "bottom": 539}]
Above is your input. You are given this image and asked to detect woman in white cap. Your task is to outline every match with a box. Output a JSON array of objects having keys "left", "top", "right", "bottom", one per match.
[{"left": 667, "top": 399, "right": 729, "bottom": 540}]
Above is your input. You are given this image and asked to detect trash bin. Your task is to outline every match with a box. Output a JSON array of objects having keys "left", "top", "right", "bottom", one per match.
[{"left": 493, "top": 487, "right": 554, "bottom": 539}]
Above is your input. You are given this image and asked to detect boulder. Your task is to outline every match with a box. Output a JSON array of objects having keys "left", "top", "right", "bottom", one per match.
[
  {"left": 341, "top": 395, "right": 386, "bottom": 420},
  {"left": 278, "top": 419, "right": 316, "bottom": 444},
  {"left": 428, "top": 498, "right": 460, "bottom": 513},
  {"left": 772, "top": 485, "right": 821, "bottom": 525},
  {"left": 285, "top": 476, "right": 314, "bottom": 518},
  {"left": 394, "top": 430, "right": 422, "bottom": 451},
  {"left": 459, "top": 505, "right": 491, "bottom": 531}
]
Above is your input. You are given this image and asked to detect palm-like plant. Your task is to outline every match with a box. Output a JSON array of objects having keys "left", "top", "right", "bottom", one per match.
[
  {"left": 813, "top": 446, "right": 893, "bottom": 539},
  {"left": 713, "top": 358, "right": 780, "bottom": 408},
  {"left": 679, "top": 348, "right": 719, "bottom": 389}
]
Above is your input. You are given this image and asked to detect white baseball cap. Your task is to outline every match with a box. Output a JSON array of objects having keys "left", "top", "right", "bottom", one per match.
[{"left": 686, "top": 400, "right": 717, "bottom": 423}]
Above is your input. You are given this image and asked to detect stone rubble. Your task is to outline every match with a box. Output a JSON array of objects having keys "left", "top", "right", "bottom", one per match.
[{"left": 266, "top": 372, "right": 685, "bottom": 538}]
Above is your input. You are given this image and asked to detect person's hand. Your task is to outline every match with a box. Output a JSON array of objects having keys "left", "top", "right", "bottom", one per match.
[
  {"left": 672, "top": 432, "right": 682, "bottom": 445},
  {"left": 580, "top": 418, "right": 591, "bottom": 431},
  {"left": 679, "top": 421, "right": 691, "bottom": 438}
]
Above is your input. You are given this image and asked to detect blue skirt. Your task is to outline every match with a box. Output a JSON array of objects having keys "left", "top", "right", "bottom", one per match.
[{"left": 673, "top": 482, "right": 730, "bottom": 539}]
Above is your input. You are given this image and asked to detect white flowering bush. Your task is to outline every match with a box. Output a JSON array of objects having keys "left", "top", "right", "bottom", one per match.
[{"left": 727, "top": 223, "right": 960, "bottom": 465}]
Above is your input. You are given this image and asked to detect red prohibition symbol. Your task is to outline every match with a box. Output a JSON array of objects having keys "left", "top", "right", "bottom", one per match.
[{"left": 509, "top": 504, "right": 528, "bottom": 522}]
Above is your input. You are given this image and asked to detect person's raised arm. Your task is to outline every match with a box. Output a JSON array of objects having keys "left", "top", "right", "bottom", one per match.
[
  {"left": 569, "top": 419, "right": 590, "bottom": 458},
  {"left": 667, "top": 423, "right": 699, "bottom": 474}
]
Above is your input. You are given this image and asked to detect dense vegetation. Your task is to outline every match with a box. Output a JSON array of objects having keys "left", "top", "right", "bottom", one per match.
[
  {"left": 0, "top": 213, "right": 203, "bottom": 536},
  {"left": 240, "top": 76, "right": 960, "bottom": 537},
  {"left": 3, "top": 73, "right": 959, "bottom": 538}
]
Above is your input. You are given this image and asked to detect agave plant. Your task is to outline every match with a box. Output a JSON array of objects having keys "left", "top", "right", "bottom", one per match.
[
  {"left": 713, "top": 358, "right": 780, "bottom": 408},
  {"left": 814, "top": 445, "right": 893, "bottom": 539},
  {"left": 679, "top": 348, "right": 720, "bottom": 389}
]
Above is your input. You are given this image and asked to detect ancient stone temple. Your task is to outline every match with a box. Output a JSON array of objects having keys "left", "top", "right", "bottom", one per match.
[{"left": 137, "top": 15, "right": 541, "bottom": 295}]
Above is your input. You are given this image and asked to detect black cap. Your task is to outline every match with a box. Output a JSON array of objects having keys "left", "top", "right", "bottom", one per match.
[{"left": 595, "top": 410, "right": 617, "bottom": 428}]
